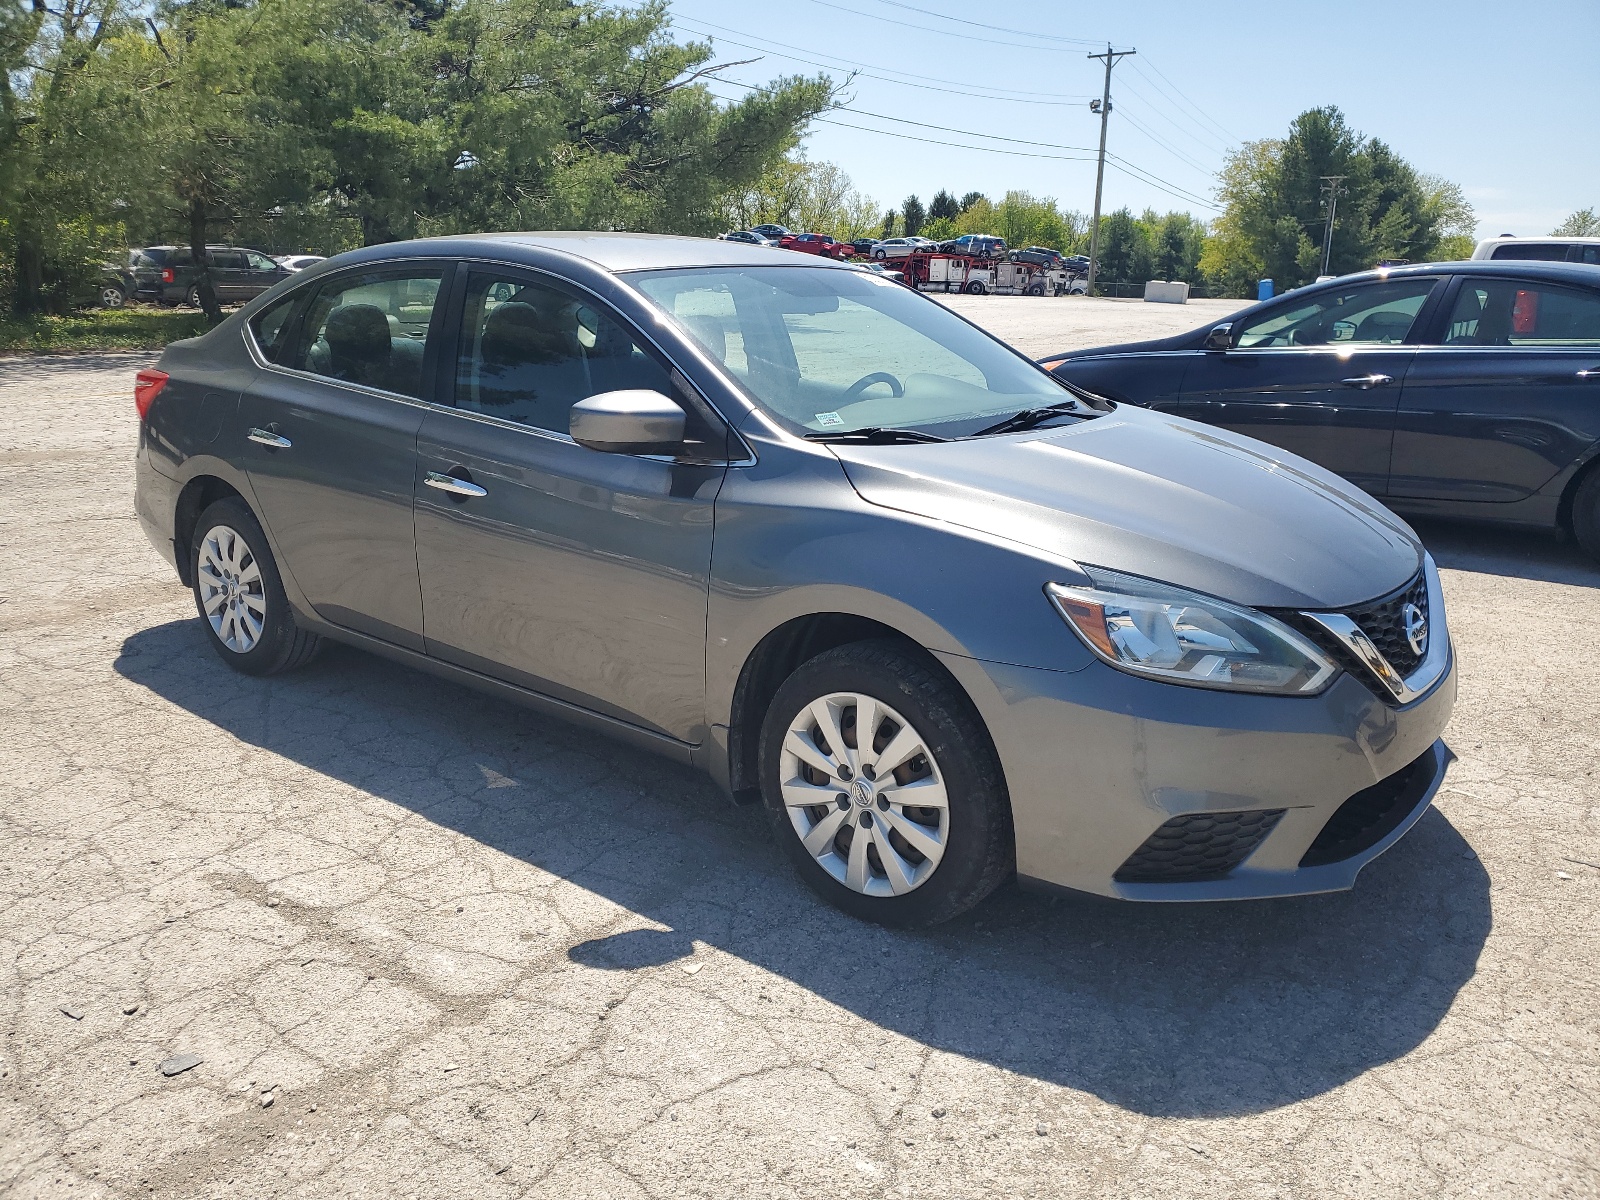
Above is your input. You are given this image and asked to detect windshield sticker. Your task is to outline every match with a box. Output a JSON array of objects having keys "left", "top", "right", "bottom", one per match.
[{"left": 815, "top": 411, "right": 845, "bottom": 427}]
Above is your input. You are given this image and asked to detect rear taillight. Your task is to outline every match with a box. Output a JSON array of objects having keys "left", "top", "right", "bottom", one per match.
[
  {"left": 161, "top": 267, "right": 175, "bottom": 284},
  {"left": 135, "top": 369, "right": 169, "bottom": 421}
]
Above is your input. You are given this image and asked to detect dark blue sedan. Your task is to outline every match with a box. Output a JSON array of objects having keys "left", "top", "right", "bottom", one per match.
[{"left": 1041, "top": 262, "right": 1600, "bottom": 559}]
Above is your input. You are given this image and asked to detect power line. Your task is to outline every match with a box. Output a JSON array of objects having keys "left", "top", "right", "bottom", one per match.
[
  {"left": 791, "top": 0, "right": 1083, "bottom": 52},
  {"left": 850, "top": 0, "right": 1106, "bottom": 47},
  {"left": 1116, "top": 70, "right": 1233, "bottom": 156},
  {"left": 674, "top": 17, "right": 1094, "bottom": 105},
  {"left": 1134, "top": 56, "right": 1241, "bottom": 144},
  {"left": 1113, "top": 106, "right": 1218, "bottom": 177}
]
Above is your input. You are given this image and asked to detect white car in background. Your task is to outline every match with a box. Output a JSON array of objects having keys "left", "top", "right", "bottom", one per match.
[
  {"left": 274, "top": 254, "right": 327, "bottom": 272},
  {"left": 1471, "top": 236, "right": 1600, "bottom": 265}
]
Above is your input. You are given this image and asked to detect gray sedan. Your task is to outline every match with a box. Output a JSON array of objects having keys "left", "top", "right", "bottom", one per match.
[{"left": 132, "top": 233, "right": 1456, "bottom": 926}]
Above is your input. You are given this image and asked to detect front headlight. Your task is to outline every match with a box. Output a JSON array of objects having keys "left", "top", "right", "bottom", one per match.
[{"left": 1046, "top": 567, "right": 1338, "bottom": 695}]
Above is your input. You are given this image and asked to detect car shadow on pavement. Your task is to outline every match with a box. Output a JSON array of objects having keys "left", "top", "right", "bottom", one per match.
[
  {"left": 116, "top": 619, "right": 1490, "bottom": 1120},
  {"left": 1416, "top": 517, "right": 1599, "bottom": 587}
]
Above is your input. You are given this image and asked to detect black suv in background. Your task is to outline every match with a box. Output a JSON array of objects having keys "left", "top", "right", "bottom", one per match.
[{"left": 132, "top": 245, "right": 291, "bottom": 306}]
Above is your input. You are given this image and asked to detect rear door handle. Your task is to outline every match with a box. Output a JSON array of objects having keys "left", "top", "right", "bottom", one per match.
[
  {"left": 424, "top": 471, "right": 488, "bottom": 499},
  {"left": 246, "top": 427, "right": 291, "bottom": 449},
  {"left": 1340, "top": 374, "right": 1393, "bottom": 389},
  {"left": 1578, "top": 367, "right": 1600, "bottom": 380}
]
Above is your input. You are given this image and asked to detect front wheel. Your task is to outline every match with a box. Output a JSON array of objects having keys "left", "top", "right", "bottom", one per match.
[
  {"left": 873, "top": 249, "right": 886, "bottom": 260},
  {"left": 964, "top": 280, "right": 987, "bottom": 295},
  {"left": 759, "top": 640, "right": 1013, "bottom": 927},
  {"left": 190, "top": 497, "right": 322, "bottom": 675}
]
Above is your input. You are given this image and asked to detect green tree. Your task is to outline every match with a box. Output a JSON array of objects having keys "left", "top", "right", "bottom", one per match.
[
  {"left": 722, "top": 154, "right": 880, "bottom": 239},
  {"left": 901, "top": 194, "right": 925, "bottom": 237},
  {"left": 1203, "top": 107, "right": 1462, "bottom": 295},
  {"left": 1554, "top": 208, "right": 1600, "bottom": 236},
  {"left": 959, "top": 191, "right": 985, "bottom": 211},
  {"left": 928, "top": 189, "right": 959, "bottom": 222}
]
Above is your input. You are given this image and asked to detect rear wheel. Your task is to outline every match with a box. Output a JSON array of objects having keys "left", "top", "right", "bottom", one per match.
[
  {"left": 1572, "top": 467, "right": 1600, "bottom": 562},
  {"left": 964, "top": 280, "right": 987, "bottom": 295},
  {"left": 873, "top": 249, "right": 886, "bottom": 260},
  {"left": 190, "top": 498, "right": 321, "bottom": 675},
  {"left": 99, "top": 285, "right": 126, "bottom": 308},
  {"left": 184, "top": 284, "right": 202, "bottom": 308},
  {"left": 1027, "top": 282, "right": 1046, "bottom": 297},
  {"left": 759, "top": 640, "right": 1012, "bottom": 927}
]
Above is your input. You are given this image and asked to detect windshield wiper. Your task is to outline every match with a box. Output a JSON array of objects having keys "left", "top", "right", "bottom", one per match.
[
  {"left": 969, "top": 401, "right": 1086, "bottom": 438},
  {"left": 805, "top": 426, "right": 948, "bottom": 445}
]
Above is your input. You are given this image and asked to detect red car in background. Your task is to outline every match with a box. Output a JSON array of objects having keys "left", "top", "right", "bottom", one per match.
[{"left": 779, "top": 233, "right": 855, "bottom": 260}]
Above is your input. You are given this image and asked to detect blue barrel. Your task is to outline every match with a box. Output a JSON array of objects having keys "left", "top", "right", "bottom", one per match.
[{"left": 1257, "top": 278, "right": 1274, "bottom": 300}]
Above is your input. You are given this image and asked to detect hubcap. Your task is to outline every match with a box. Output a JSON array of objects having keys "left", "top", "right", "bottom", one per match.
[
  {"left": 779, "top": 692, "right": 949, "bottom": 897},
  {"left": 197, "top": 524, "right": 266, "bottom": 653}
]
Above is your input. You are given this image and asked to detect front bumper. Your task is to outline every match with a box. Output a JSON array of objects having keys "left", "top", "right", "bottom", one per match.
[{"left": 936, "top": 642, "right": 1456, "bottom": 901}]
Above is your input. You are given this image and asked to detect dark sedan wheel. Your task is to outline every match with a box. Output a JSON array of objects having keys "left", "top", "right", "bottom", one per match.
[
  {"left": 99, "top": 285, "right": 126, "bottom": 309},
  {"left": 1573, "top": 468, "right": 1600, "bottom": 563},
  {"left": 190, "top": 498, "right": 321, "bottom": 675},
  {"left": 184, "top": 284, "right": 202, "bottom": 307},
  {"left": 759, "top": 639, "right": 1013, "bottom": 927}
]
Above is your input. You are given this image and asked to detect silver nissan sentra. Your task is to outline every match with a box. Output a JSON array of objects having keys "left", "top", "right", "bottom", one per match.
[{"left": 133, "top": 233, "right": 1456, "bottom": 926}]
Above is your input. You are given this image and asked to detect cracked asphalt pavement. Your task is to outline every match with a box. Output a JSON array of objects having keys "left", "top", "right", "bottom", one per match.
[{"left": 2, "top": 297, "right": 1598, "bottom": 1198}]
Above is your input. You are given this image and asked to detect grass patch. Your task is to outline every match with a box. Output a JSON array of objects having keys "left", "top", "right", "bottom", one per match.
[{"left": 0, "top": 307, "right": 211, "bottom": 354}]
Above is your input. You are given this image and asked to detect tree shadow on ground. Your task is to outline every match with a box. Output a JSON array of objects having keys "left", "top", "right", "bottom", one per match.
[
  {"left": 117, "top": 619, "right": 1490, "bottom": 1119},
  {"left": 1415, "top": 516, "right": 1599, "bottom": 587}
]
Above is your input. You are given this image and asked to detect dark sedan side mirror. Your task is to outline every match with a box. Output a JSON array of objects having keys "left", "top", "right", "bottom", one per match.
[
  {"left": 570, "top": 389, "right": 686, "bottom": 455},
  {"left": 1204, "top": 322, "right": 1235, "bottom": 352}
]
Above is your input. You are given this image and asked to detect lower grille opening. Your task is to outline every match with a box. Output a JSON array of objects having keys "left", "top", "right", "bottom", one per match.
[
  {"left": 1299, "top": 749, "right": 1438, "bottom": 868},
  {"left": 1114, "top": 809, "right": 1286, "bottom": 883}
]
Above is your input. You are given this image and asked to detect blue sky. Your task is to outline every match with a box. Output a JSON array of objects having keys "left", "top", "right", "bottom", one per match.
[{"left": 670, "top": 0, "right": 1599, "bottom": 236}]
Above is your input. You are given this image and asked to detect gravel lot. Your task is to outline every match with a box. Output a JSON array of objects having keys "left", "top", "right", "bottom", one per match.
[{"left": 2, "top": 297, "right": 1597, "bottom": 1199}]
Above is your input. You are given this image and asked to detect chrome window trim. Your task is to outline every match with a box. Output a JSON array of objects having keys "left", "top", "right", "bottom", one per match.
[
  {"left": 1302, "top": 554, "right": 1451, "bottom": 705},
  {"left": 241, "top": 254, "right": 755, "bottom": 466}
]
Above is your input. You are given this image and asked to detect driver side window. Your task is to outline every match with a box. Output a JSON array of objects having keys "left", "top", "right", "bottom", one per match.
[{"left": 1235, "top": 278, "right": 1439, "bottom": 348}]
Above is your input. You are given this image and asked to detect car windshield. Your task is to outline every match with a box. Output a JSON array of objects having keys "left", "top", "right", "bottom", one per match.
[{"left": 628, "top": 265, "right": 1079, "bottom": 436}]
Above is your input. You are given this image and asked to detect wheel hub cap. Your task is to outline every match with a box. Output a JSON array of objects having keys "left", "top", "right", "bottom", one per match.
[
  {"left": 778, "top": 692, "right": 949, "bottom": 898},
  {"left": 197, "top": 524, "right": 266, "bottom": 654}
]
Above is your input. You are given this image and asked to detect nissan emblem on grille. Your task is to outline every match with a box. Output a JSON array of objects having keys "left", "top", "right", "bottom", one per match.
[{"left": 1402, "top": 601, "right": 1428, "bottom": 657}]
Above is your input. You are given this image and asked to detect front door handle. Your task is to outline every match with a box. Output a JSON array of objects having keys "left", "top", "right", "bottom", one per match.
[
  {"left": 1340, "top": 374, "right": 1394, "bottom": 390},
  {"left": 246, "top": 427, "right": 291, "bottom": 449},
  {"left": 424, "top": 470, "right": 488, "bottom": 499}
]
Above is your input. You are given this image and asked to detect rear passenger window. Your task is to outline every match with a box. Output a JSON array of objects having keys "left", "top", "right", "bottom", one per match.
[
  {"left": 293, "top": 271, "right": 442, "bottom": 398},
  {"left": 249, "top": 295, "right": 300, "bottom": 364},
  {"left": 453, "top": 272, "right": 674, "bottom": 435},
  {"left": 1444, "top": 281, "right": 1600, "bottom": 347}
]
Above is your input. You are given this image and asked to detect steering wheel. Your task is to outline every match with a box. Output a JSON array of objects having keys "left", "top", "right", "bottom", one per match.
[{"left": 842, "top": 371, "right": 904, "bottom": 403}]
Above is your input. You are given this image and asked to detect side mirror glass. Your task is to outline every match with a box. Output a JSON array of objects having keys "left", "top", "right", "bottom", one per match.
[
  {"left": 1204, "top": 322, "right": 1235, "bottom": 351},
  {"left": 570, "top": 389, "right": 686, "bottom": 455}
]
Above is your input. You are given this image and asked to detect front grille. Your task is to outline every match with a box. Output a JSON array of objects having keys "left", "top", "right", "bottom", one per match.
[
  {"left": 1114, "top": 809, "right": 1285, "bottom": 883},
  {"left": 1299, "top": 749, "right": 1438, "bottom": 867},
  {"left": 1277, "top": 568, "right": 1429, "bottom": 697},
  {"left": 1344, "top": 571, "right": 1429, "bottom": 677}
]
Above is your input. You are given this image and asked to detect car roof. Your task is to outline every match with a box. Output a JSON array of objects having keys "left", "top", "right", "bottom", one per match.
[
  {"left": 1314, "top": 260, "right": 1600, "bottom": 287},
  {"left": 327, "top": 231, "right": 839, "bottom": 273}
]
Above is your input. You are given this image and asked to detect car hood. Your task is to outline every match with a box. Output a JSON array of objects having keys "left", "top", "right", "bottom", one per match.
[{"left": 830, "top": 406, "right": 1422, "bottom": 610}]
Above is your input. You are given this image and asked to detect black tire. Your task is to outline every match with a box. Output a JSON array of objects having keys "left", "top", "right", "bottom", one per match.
[
  {"left": 1027, "top": 282, "right": 1046, "bottom": 297},
  {"left": 99, "top": 285, "right": 127, "bottom": 309},
  {"left": 964, "top": 280, "right": 987, "bottom": 295},
  {"left": 873, "top": 249, "right": 886, "bottom": 260},
  {"left": 1572, "top": 466, "right": 1600, "bottom": 562},
  {"left": 184, "top": 284, "right": 202, "bottom": 308},
  {"left": 758, "top": 639, "right": 1013, "bottom": 927},
  {"left": 189, "top": 498, "right": 322, "bottom": 676}
]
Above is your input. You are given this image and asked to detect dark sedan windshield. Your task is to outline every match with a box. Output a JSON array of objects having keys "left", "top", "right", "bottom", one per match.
[{"left": 628, "top": 265, "right": 1078, "bottom": 436}]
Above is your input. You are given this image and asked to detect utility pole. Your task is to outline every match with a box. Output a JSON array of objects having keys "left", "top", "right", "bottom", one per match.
[
  {"left": 1086, "top": 44, "right": 1135, "bottom": 295},
  {"left": 1319, "top": 175, "right": 1348, "bottom": 277}
]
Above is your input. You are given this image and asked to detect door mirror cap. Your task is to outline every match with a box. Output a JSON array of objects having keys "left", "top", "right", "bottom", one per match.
[
  {"left": 570, "top": 389, "right": 687, "bottom": 455},
  {"left": 1204, "top": 322, "right": 1235, "bottom": 352}
]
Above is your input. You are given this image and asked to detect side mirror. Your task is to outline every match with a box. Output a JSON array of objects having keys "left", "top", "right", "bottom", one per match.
[
  {"left": 1203, "top": 322, "right": 1235, "bottom": 352},
  {"left": 570, "top": 389, "right": 686, "bottom": 455}
]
